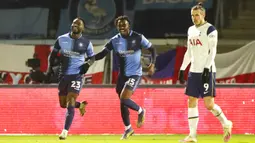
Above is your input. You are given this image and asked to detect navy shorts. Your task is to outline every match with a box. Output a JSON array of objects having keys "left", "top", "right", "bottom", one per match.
[
  {"left": 116, "top": 75, "right": 141, "bottom": 96},
  {"left": 185, "top": 72, "right": 216, "bottom": 98},
  {"left": 58, "top": 74, "right": 84, "bottom": 96}
]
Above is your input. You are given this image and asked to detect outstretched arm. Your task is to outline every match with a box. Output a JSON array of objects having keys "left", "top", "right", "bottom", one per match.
[{"left": 89, "top": 41, "right": 113, "bottom": 61}]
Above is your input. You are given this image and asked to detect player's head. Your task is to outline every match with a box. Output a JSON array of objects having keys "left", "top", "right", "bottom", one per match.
[
  {"left": 115, "top": 15, "right": 131, "bottom": 36},
  {"left": 191, "top": 2, "right": 206, "bottom": 26},
  {"left": 71, "top": 17, "right": 85, "bottom": 34}
]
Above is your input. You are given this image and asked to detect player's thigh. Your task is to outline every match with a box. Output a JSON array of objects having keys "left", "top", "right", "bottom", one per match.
[
  {"left": 120, "top": 75, "right": 141, "bottom": 99},
  {"left": 58, "top": 76, "right": 68, "bottom": 95},
  {"left": 67, "top": 74, "right": 84, "bottom": 96},
  {"left": 59, "top": 96, "right": 67, "bottom": 108},
  {"left": 58, "top": 76, "right": 68, "bottom": 108},
  {"left": 185, "top": 72, "right": 201, "bottom": 98},
  {"left": 66, "top": 92, "right": 78, "bottom": 106},
  {"left": 201, "top": 72, "right": 216, "bottom": 98},
  {"left": 116, "top": 75, "right": 127, "bottom": 97}
]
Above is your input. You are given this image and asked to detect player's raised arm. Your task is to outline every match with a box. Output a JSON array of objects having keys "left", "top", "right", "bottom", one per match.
[
  {"left": 94, "top": 40, "right": 113, "bottom": 61},
  {"left": 47, "top": 39, "right": 61, "bottom": 73},
  {"left": 140, "top": 34, "right": 156, "bottom": 75},
  {"left": 204, "top": 26, "right": 218, "bottom": 69}
]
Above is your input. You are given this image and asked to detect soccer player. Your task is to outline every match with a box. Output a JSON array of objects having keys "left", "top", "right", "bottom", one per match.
[
  {"left": 92, "top": 15, "right": 156, "bottom": 139},
  {"left": 47, "top": 17, "right": 95, "bottom": 140},
  {"left": 178, "top": 3, "right": 233, "bottom": 143}
]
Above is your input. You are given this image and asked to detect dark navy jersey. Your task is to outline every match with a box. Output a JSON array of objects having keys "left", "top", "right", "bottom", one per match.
[
  {"left": 104, "top": 31, "right": 152, "bottom": 76},
  {"left": 53, "top": 33, "right": 94, "bottom": 75}
]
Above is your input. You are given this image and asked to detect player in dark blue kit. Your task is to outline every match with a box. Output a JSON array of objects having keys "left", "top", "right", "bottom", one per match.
[
  {"left": 92, "top": 15, "right": 156, "bottom": 139},
  {"left": 47, "top": 17, "right": 95, "bottom": 140}
]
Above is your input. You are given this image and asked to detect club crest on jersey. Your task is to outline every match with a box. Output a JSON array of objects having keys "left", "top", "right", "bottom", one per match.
[{"left": 189, "top": 39, "right": 202, "bottom": 46}]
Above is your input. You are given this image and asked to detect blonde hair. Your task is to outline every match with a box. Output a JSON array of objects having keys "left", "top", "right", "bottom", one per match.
[{"left": 191, "top": 2, "right": 206, "bottom": 12}]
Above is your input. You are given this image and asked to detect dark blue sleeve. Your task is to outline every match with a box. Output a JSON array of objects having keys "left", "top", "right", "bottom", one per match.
[
  {"left": 207, "top": 26, "right": 216, "bottom": 36},
  {"left": 94, "top": 40, "right": 113, "bottom": 61},
  {"left": 105, "top": 40, "right": 114, "bottom": 51},
  {"left": 48, "top": 39, "right": 60, "bottom": 68}
]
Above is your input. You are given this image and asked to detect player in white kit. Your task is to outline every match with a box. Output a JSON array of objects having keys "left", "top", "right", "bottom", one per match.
[{"left": 178, "top": 2, "right": 233, "bottom": 143}]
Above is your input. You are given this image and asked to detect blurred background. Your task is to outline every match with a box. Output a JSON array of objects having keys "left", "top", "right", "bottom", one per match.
[
  {"left": 0, "top": 0, "right": 254, "bottom": 84},
  {"left": 0, "top": 0, "right": 255, "bottom": 137}
]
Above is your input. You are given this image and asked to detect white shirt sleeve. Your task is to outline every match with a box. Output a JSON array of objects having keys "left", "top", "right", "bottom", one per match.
[
  {"left": 205, "top": 30, "right": 218, "bottom": 69},
  {"left": 180, "top": 40, "right": 191, "bottom": 70}
]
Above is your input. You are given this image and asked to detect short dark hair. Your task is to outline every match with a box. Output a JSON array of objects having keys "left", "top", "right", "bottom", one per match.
[
  {"left": 76, "top": 17, "right": 85, "bottom": 26},
  {"left": 114, "top": 15, "right": 131, "bottom": 26},
  {"left": 191, "top": 2, "right": 206, "bottom": 12}
]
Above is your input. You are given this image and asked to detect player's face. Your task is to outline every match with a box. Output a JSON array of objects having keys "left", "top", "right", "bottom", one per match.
[
  {"left": 71, "top": 19, "right": 84, "bottom": 34},
  {"left": 117, "top": 19, "right": 130, "bottom": 36},
  {"left": 191, "top": 9, "right": 205, "bottom": 26}
]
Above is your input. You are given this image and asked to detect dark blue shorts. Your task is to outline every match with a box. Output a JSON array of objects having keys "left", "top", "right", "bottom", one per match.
[
  {"left": 116, "top": 75, "right": 141, "bottom": 96},
  {"left": 58, "top": 74, "right": 84, "bottom": 96},
  {"left": 185, "top": 72, "right": 216, "bottom": 98}
]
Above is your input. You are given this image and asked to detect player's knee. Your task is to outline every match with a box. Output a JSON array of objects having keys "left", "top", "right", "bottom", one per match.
[
  {"left": 204, "top": 103, "right": 214, "bottom": 110},
  {"left": 120, "top": 88, "right": 132, "bottom": 99},
  {"left": 60, "top": 104, "right": 66, "bottom": 108},
  {"left": 67, "top": 92, "right": 78, "bottom": 106},
  {"left": 203, "top": 96, "right": 214, "bottom": 110},
  {"left": 67, "top": 99, "right": 76, "bottom": 107},
  {"left": 188, "top": 96, "right": 198, "bottom": 108}
]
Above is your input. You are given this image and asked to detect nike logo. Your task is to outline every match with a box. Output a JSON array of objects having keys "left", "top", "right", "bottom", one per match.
[{"left": 204, "top": 91, "right": 209, "bottom": 94}]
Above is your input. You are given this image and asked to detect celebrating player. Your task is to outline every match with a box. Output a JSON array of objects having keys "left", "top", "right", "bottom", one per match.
[
  {"left": 47, "top": 17, "right": 95, "bottom": 140},
  {"left": 91, "top": 15, "right": 156, "bottom": 139},
  {"left": 178, "top": 3, "right": 233, "bottom": 143}
]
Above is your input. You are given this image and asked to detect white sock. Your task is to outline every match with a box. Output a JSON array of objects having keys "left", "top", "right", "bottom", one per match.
[
  {"left": 210, "top": 104, "right": 228, "bottom": 126},
  {"left": 60, "top": 129, "right": 68, "bottom": 136},
  {"left": 138, "top": 107, "right": 143, "bottom": 114},
  {"left": 188, "top": 107, "right": 199, "bottom": 138},
  {"left": 125, "top": 125, "right": 131, "bottom": 131}
]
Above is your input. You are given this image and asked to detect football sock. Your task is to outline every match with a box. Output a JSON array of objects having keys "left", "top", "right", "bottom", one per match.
[
  {"left": 120, "top": 103, "right": 131, "bottom": 127},
  {"left": 210, "top": 104, "right": 228, "bottom": 125},
  {"left": 188, "top": 107, "right": 199, "bottom": 138},
  {"left": 75, "top": 102, "right": 80, "bottom": 108},
  {"left": 121, "top": 98, "right": 140, "bottom": 111},
  {"left": 64, "top": 105, "right": 75, "bottom": 130}
]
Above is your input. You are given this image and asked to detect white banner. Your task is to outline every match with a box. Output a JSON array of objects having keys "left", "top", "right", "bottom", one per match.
[
  {"left": 0, "top": 44, "right": 34, "bottom": 72},
  {"left": 216, "top": 41, "right": 255, "bottom": 79}
]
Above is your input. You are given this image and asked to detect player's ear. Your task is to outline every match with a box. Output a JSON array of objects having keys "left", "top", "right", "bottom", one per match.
[{"left": 201, "top": 10, "right": 206, "bottom": 17}]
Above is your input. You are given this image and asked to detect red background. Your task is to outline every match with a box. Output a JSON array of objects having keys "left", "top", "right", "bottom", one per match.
[{"left": 0, "top": 87, "right": 254, "bottom": 134}]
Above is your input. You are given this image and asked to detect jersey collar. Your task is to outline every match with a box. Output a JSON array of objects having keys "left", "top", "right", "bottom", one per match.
[
  {"left": 119, "top": 30, "right": 133, "bottom": 38},
  {"left": 68, "top": 33, "right": 82, "bottom": 39}
]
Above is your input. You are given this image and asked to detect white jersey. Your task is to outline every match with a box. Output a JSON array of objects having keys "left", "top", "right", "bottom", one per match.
[{"left": 180, "top": 22, "right": 217, "bottom": 73}]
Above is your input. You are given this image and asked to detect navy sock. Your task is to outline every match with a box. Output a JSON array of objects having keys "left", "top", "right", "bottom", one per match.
[
  {"left": 75, "top": 102, "right": 80, "bottom": 108},
  {"left": 64, "top": 105, "right": 75, "bottom": 130},
  {"left": 121, "top": 98, "right": 139, "bottom": 111},
  {"left": 120, "top": 103, "right": 130, "bottom": 126}
]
